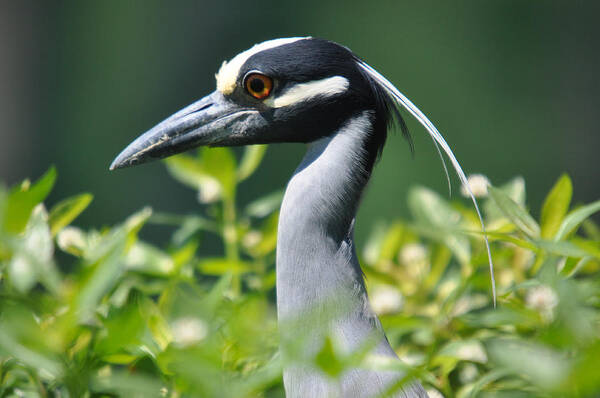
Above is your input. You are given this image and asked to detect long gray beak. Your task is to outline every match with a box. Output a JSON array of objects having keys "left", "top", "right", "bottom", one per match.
[{"left": 110, "top": 91, "right": 252, "bottom": 170}]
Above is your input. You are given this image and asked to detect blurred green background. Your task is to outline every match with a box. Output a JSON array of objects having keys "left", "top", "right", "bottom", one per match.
[{"left": 2, "top": 0, "right": 599, "bottom": 246}]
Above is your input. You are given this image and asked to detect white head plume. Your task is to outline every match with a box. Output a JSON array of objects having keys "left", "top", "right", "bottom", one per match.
[{"left": 357, "top": 60, "right": 496, "bottom": 305}]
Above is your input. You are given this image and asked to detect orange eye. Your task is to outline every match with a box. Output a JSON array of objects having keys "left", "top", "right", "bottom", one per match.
[{"left": 244, "top": 73, "right": 273, "bottom": 99}]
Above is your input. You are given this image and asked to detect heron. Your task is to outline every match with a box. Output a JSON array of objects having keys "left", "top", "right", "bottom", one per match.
[{"left": 111, "top": 37, "right": 493, "bottom": 398}]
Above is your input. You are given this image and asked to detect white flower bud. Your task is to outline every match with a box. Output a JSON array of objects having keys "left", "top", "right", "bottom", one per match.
[
  {"left": 459, "top": 363, "right": 479, "bottom": 383},
  {"left": 57, "top": 227, "right": 87, "bottom": 254},
  {"left": 456, "top": 341, "right": 487, "bottom": 363},
  {"left": 526, "top": 285, "right": 559, "bottom": 322},
  {"left": 171, "top": 317, "right": 208, "bottom": 347},
  {"left": 461, "top": 174, "right": 490, "bottom": 198},
  {"left": 370, "top": 285, "right": 403, "bottom": 314},
  {"left": 197, "top": 178, "right": 221, "bottom": 203},
  {"left": 426, "top": 388, "right": 445, "bottom": 398},
  {"left": 242, "top": 231, "right": 262, "bottom": 249},
  {"left": 399, "top": 243, "right": 427, "bottom": 266}
]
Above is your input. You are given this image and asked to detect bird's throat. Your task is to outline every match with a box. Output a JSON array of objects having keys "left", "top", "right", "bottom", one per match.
[{"left": 276, "top": 111, "right": 389, "bottom": 358}]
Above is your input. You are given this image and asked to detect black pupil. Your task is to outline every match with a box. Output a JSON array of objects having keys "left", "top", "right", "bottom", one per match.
[{"left": 249, "top": 77, "right": 265, "bottom": 93}]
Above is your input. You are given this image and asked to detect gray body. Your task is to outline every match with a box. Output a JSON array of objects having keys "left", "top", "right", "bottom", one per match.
[{"left": 277, "top": 112, "right": 427, "bottom": 397}]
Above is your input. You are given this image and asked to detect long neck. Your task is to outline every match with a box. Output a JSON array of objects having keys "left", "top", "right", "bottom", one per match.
[
  {"left": 276, "top": 111, "right": 390, "bottom": 353},
  {"left": 275, "top": 112, "right": 428, "bottom": 397}
]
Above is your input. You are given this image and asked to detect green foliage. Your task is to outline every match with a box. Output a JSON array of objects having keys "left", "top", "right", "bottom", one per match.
[{"left": 1, "top": 152, "right": 599, "bottom": 397}]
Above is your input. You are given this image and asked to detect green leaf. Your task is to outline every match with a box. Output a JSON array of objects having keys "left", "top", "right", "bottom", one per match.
[
  {"left": 199, "top": 147, "right": 237, "bottom": 200},
  {"left": 0, "top": 328, "right": 63, "bottom": 379},
  {"left": 77, "top": 242, "right": 126, "bottom": 322},
  {"left": 2, "top": 167, "right": 56, "bottom": 234},
  {"left": 91, "top": 371, "right": 165, "bottom": 398},
  {"left": 237, "top": 145, "right": 267, "bottom": 181},
  {"left": 533, "top": 239, "right": 596, "bottom": 259},
  {"left": 363, "top": 222, "right": 388, "bottom": 265},
  {"left": 48, "top": 193, "right": 93, "bottom": 237},
  {"left": 460, "top": 368, "right": 513, "bottom": 398},
  {"left": 126, "top": 241, "right": 175, "bottom": 276},
  {"left": 461, "top": 307, "right": 538, "bottom": 328},
  {"left": 437, "top": 340, "right": 487, "bottom": 363},
  {"left": 554, "top": 200, "right": 600, "bottom": 241},
  {"left": 198, "top": 258, "right": 252, "bottom": 275},
  {"left": 487, "top": 339, "right": 570, "bottom": 389},
  {"left": 77, "top": 208, "right": 152, "bottom": 321},
  {"left": 56, "top": 226, "right": 88, "bottom": 256},
  {"left": 164, "top": 154, "right": 207, "bottom": 189},
  {"left": 172, "top": 216, "right": 212, "bottom": 245},
  {"left": 8, "top": 206, "right": 61, "bottom": 294},
  {"left": 164, "top": 148, "right": 237, "bottom": 201},
  {"left": 483, "top": 176, "right": 526, "bottom": 221},
  {"left": 488, "top": 185, "right": 540, "bottom": 238},
  {"left": 244, "top": 211, "right": 279, "bottom": 257},
  {"left": 96, "top": 298, "right": 146, "bottom": 356},
  {"left": 540, "top": 174, "right": 572, "bottom": 239},
  {"left": 244, "top": 190, "right": 284, "bottom": 218},
  {"left": 408, "top": 187, "right": 470, "bottom": 264},
  {"left": 379, "top": 222, "right": 407, "bottom": 263},
  {"left": 139, "top": 296, "right": 172, "bottom": 351},
  {"left": 314, "top": 336, "right": 344, "bottom": 377}
]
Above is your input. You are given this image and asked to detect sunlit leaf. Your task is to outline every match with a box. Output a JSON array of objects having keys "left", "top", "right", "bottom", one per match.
[
  {"left": 172, "top": 216, "right": 213, "bottom": 245},
  {"left": 314, "top": 336, "right": 344, "bottom": 377},
  {"left": 408, "top": 187, "right": 470, "bottom": 264},
  {"left": 554, "top": 200, "right": 600, "bottom": 241},
  {"left": 164, "top": 154, "right": 222, "bottom": 203},
  {"left": 244, "top": 190, "right": 284, "bottom": 218},
  {"left": 533, "top": 239, "right": 596, "bottom": 259},
  {"left": 237, "top": 145, "right": 267, "bottom": 181},
  {"left": 198, "top": 258, "right": 252, "bottom": 275},
  {"left": 56, "top": 226, "right": 87, "bottom": 256},
  {"left": 540, "top": 174, "right": 572, "bottom": 239},
  {"left": 488, "top": 186, "right": 540, "bottom": 238},
  {"left": 437, "top": 340, "right": 488, "bottom": 363},
  {"left": 2, "top": 167, "right": 56, "bottom": 234},
  {"left": 363, "top": 222, "right": 388, "bottom": 265},
  {"left": 126, "top": 241, "right": 174, "bottom": 276},
  {"left": 76, "top": 208, "right": 152, "bottom": 321},
  {"left": 96, "top": 298, "right": 146, "bottom": 356},
  {"left": 488, "top": 339, "right": 570, "bottom": 389},
  {"left": 379, "top": 222, "right": 406, "bottom": 263},
  {"left": 458, "top": 368, "right": 513, "bottom": 398},
  {"left": 48, "top": 193, "right": 93, "bottom": 237},
  {"left": 0, "top": 328, "right": 63, "bottom": 380},
  {"left": 8, "top": 205, "right": 60, "bottom": 293},
  {"left": 163, "top": 153, "right": 205, "bottom": 189},
  {"left": 77, "top": 243, "right": 125, "bottom": 322},
  {"left": 565, "top": 340, "right": 600, "bottom": 395},
  {"left": 91, "top": 371, "right": 165, "bottom": 398},
  {"left": 139, "top": 296, "right": 172, "bottom": 351},
  {"left": 483, "top": 176, "right": 526, "bottom": 221},
  {"left": 244, "top": 212, "right": 279, "bottom": 257},
  {"left": 199, "top": 147, "right": 237, "bottom": 200}
]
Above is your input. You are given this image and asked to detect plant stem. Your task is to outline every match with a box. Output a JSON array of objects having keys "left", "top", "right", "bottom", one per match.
[{"left": 223, "top": 196, "right": 240, "bottom": 296}]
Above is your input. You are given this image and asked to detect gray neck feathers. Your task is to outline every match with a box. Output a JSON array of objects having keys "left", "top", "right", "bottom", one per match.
[
  {"left": 276, "top": 111, "right": 373, "bottom": 323},
  {"left": 276, "top": 111, "right": 427, "bottom": 397},
  {"left": 276, "top": 111, "right": 388, "bottom": 386}
]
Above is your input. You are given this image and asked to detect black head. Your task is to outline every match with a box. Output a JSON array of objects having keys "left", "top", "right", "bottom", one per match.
[
  {"left": 109, "top": 37, "right": 496, "bottom": 303},
  {"left": 110, "top": 37, "right": 408, "bottom": 170}
]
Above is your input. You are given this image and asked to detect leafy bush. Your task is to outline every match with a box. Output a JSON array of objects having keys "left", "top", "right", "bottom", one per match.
[{"left": 0, "top": 147, "right": 598, "bottom": 397}]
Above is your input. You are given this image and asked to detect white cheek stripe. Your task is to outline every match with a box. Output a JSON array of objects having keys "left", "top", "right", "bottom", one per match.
[
  {"left": 264, "top": 76, "right": 349, "bottom": 108},
  {"left": 216, "top": 37, "right": 309, "bottom": 95}
]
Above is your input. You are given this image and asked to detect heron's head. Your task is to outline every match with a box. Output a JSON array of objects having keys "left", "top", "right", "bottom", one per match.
[
  {"left": 110, "top": 37, "right": 408, "bottom": 170},
  {"left": 109, "top": 37, "right": 496, "bottom": 302}
]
